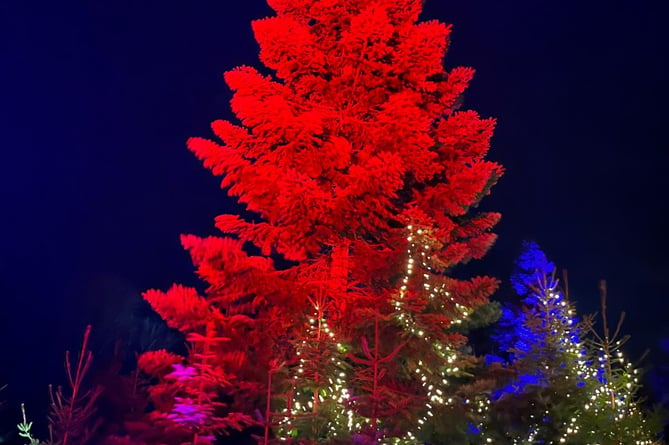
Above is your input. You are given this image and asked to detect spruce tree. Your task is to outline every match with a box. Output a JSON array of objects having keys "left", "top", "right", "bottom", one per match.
[
  {"left": 134, "top": 1, "right": 503, "bottom": 443},
  {"left": 484, "top": 242, "right": 664, "bottom": 444}
]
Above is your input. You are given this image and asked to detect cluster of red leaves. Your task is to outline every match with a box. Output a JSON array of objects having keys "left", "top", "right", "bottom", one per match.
[{"left": 138, "top": 0, "right": 503, "bottom": 441}]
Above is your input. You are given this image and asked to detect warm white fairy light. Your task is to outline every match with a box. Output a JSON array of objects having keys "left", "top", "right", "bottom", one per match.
[
  {"left": 279, "top": 224, "right": 475, "bottom": 443},
  {"left": 498, "top": 278, "right": 657, "bottom": 445},
  {"left": 277, "top": 305, "right": 360, "bottom": 440},
  {"left": 392, "top": 232, "right": 656, "bottom": 444},
  {"left": 275, "top": 227, "right": 657, "bottom": 444},
  {"left": 390, "top": 225, "right": 489, "bottom": 443}
]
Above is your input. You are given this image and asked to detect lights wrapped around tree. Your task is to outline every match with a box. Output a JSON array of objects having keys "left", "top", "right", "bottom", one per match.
[{"left": 482, "top": 242, "right": 663, "bottom": 444}]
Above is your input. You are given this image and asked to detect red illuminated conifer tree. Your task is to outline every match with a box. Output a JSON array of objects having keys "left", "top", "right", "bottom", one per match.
[{"left": 139, "top": 0, "right": 503, "bottom": 443}]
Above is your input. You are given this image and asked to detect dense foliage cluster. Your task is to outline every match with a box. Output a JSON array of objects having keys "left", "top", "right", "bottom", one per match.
[{"left": 137, "top": 0, "right": 502, "bottom": 443}]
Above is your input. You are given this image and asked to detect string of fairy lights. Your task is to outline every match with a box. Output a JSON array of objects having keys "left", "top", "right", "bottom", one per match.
[
  {"left": 553, "top": 283, "right": 654, "bottom": 445},
  {"left": 501, "top": 278, "right": 656, "bottom": 445},
  {"left": 278, "top": 224, "right": 478, "bottom": 443},
  {"left": 274, "top": 225, "right": 656, "bottom": 444},
  {"left": 392, "top": 225, "right": 490, "bottom": 444},
  {"left": 510, "top": 280, "right": 589, "bottom": 444},
  {"left": 277, "top": 308, "right": 359, "bottom": 440}
]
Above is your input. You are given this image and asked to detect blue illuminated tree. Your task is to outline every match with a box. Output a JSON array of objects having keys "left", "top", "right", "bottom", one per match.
[
  {"left": 485, "top": 242, "right": 588, "bottom": 442},
  {"left": 483, "top": 242, "right": 664, "bottom": 444}
]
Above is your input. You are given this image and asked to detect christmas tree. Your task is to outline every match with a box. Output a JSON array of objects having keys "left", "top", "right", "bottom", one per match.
[
  {"left": 134, "top": 0, "right": 503, "bottom": 443},
  {"left": 484, "top": 242, "right": 663, "bottom": 444},
  {"left": 575, "top": 280, "right": 664, "bottom": 444}
]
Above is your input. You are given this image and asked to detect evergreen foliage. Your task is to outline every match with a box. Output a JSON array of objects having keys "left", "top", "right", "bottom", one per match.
[
  {"left": 132, "top": 0, "right": 503, "bottom": 443},
  {"left": 483, "top": 242, "right": 664, "bottom": 444}
]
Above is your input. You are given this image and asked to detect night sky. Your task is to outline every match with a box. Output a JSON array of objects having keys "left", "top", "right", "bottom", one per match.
[{"left": 1, "top": 0, "right": 667, "bottom": 429}]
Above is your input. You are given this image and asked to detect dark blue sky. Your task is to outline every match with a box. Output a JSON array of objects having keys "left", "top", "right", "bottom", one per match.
[{"left": 1, "top": 0, "right": 667, "bottom": 415}]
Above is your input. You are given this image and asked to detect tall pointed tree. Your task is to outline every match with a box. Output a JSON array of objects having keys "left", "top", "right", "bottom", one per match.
[{"left": 139, "top": 0, "right": 502, "bottom": 442}]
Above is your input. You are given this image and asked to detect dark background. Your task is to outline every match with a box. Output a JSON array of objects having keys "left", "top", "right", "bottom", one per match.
[{"left": 1, "top": 0, "right": 667, "bottom": 437}]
